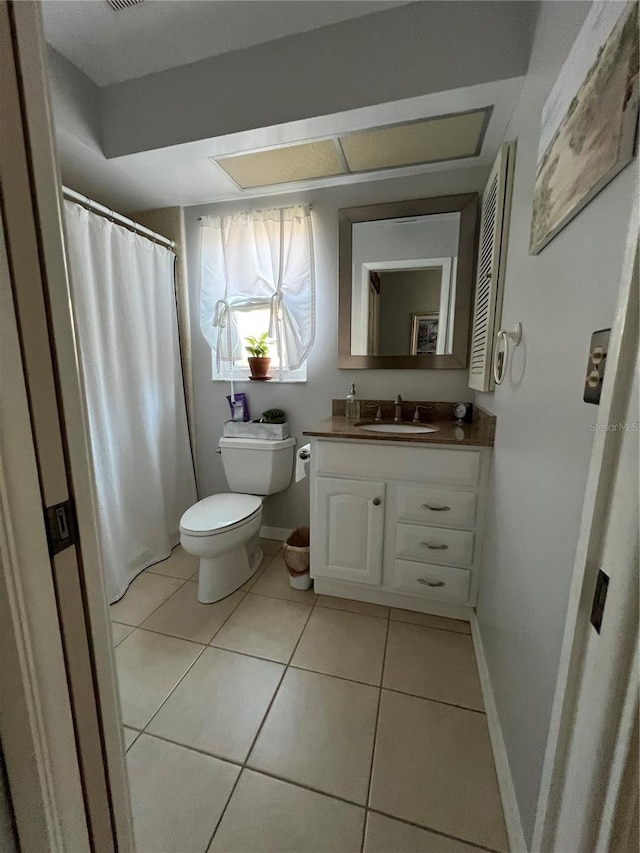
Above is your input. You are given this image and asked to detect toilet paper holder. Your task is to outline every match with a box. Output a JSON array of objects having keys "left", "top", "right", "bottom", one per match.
[{"left": 298, "top": 448, "right": 311, "bottom": 460}]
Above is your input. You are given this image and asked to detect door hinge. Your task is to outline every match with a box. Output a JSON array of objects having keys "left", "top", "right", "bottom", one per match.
[{"left": 44, "top": 498, "right": 78, "bottom": 556}]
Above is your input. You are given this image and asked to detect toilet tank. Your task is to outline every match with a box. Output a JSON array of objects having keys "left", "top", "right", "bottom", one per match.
[{"left": 219, "top": 436, "right": 296, "bottom": 496}]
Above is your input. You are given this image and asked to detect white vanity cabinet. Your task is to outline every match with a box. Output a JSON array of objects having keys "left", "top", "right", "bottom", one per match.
[{"left": 309, "top": 437, "right": 491, "bottom": 618}]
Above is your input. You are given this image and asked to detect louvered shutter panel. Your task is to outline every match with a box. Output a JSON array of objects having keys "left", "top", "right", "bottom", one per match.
[{"left": 468, "top": 141, "right": 515, "bottom": 391}]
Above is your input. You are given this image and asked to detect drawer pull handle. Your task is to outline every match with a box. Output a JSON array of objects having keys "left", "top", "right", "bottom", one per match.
[
  {"left": 420, "top": 542, "right": 449, "bottom": 550},
  {"left": 421, "top": 504, "right": 450, "bottom": 512},
  {"left": 372, "top": 498, "right": 381, "bottom": 506},
  {"left": 418, "top": 579, "right": 445, "bottom": 587}
]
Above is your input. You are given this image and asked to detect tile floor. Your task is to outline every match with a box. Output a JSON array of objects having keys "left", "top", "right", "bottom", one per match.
[{"left": 111, "top": 541, "right": 508, "bottom": 853}]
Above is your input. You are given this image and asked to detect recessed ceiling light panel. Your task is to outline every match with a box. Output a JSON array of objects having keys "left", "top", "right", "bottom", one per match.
[
  {"left": 339, "top": 109, "right": 491, "bottom": 172},
  {"left": 215, "top": 140, "right": 346, "bottom": 189},
  {"left": 212, "top": 107, "right": 493, "bottom": 190}
]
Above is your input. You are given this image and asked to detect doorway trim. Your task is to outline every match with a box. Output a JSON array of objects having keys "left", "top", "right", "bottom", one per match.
[{"left": 0, "top": 2, "right": 133, "bottom": 849}]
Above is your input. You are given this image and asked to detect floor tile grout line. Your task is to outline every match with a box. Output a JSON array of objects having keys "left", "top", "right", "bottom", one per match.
[
  {"left": 203, "top": 768, "right": 244, "bottom": 852},
  {"left": 118, "top": 562, "right": 491, "bottom": 847},
  {"left": 121, "top": 622, "right": 486, "bottom": 715},
  {"left": 116, "top": 551, "right": 272, "bottom": 645},
  {"left": 137, "top": 640, "right": 209, "bottom": 734},
  {"left": 113, "top": 572, "right": 191, "bottom": 631},
  {"left": 113, "top": 544, "right": 273, "bottom": 633},
  {"left": 131, "top": 730, "right": 244, "bottom": 769},
  {"left": 242, "top": 598, "right": 315, "bottom": 758},
  {"left": 136, "top": 604, "right": 246, "bottom": 646},
  {"left": 390, "top": 619, "right": 472, "bottom": 636},
  {"left": 128, "top": 727, "right": 504, "bottom": 853},
  {"left": 240, "top": 764, "right": 368, "bottom": 811},
  {"left": 381, "top": 685, "right": 486, "bottom": 715},
  {"left": 360, "top": 615, "right": 391, "bottom": 853},
  {"left": 133, "top": 585, "right": 250, "bottom": 735},
  {"left": 203, "top": 595, "right": 315, "bottom": 852},
  {"left": 124, "top": 565, "right": 470, "bottom": 639},
  {"left": 311, "top": 601, "right": 389, "bottom": 619},
  {"left": 145, "top": 568, "right": 196, "bottom": 582},
  {"left": 366, "top": 806, "right": 505, "bottom": 853},
  {"left": 245, "top": 588, "right": 317, "bottom": 607}
]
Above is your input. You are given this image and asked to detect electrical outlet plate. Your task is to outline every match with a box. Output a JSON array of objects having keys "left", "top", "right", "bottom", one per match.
[{"left": 583, "top": 328, "right": 610, "bottom": 404}]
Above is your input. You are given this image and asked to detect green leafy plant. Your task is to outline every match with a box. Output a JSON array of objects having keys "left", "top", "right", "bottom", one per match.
[
  {"left": 245, "top": 333, "right": 270, "bottom": 358},
  {"left": 262, "top": 408, "right": 286, "bottom": 424}
]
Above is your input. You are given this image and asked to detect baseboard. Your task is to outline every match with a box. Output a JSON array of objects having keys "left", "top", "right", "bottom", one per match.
[
  {"left": 470, "top": 613, "right": 527, "bottom": 853},
  {"left": 313, "top": 578, "right": 473, "bottom": 620},
  {"left": 259, "top": 525, "right": 292, "bottom": 541}
]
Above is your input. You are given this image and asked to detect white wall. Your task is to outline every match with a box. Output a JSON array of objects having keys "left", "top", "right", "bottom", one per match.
[
  {"left": 185, "top": 165, "right": 489, "bottom": 529},
  {"left": 473, "top": 1, "right": 637, "bottom": 843}
]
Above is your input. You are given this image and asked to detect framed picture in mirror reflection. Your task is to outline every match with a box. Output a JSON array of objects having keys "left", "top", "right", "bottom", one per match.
[{"left": 410, "top": 312, "right": 439, "bottom": 355}]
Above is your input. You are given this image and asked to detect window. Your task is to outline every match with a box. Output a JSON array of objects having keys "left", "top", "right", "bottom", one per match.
[{"left": 199, "top": 205, "right": 315, "bottom": 383}]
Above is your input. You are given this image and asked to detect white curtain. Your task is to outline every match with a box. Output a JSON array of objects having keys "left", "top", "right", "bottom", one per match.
[
  {"left": 199, "top": 205, "right": 315, "bottom": 376},
  {"left": 64, "top": 201, "right": 197, "bottom": 603}
]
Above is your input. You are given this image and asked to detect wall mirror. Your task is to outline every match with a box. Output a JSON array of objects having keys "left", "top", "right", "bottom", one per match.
[{"left": 338, "top": 193, "right": 478, "bottom": 369}]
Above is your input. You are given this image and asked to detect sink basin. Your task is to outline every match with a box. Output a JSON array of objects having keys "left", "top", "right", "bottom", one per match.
[{"left": 356, "top": 422, "right": 439, "bottom": 434}]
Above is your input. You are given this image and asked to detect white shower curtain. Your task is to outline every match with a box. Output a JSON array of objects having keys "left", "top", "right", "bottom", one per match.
[{"left": 64, "top": 201, "right": 196, "bottom": 603}]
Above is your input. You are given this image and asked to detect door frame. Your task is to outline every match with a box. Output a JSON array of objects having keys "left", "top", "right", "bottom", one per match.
[
  {"left": 0, "top": 2, "right": 132, "bottom": 850},
  {"left": 532, "top": 208, "right": 639, "bottom": 849}
]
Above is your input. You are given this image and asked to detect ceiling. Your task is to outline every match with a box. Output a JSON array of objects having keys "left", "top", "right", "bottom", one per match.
[
  {"left": 42, "top": 0, "right": 412, "bottom": 86},
  {"left": 43, "top": 1, "right": 536, "bottom": 212}
]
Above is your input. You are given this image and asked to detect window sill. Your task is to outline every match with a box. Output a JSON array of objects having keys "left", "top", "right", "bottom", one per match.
[
  {"left": 211, "top": 377, "right": 307, "bottom": 384},
  {"left": 211, "top": 358, "right": 307, "bottom": 384}
]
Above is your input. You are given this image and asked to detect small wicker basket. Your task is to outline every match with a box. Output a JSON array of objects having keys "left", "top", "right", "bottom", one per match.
[{"left": 283, "top": 527, "right": 311, "bottom": 588}]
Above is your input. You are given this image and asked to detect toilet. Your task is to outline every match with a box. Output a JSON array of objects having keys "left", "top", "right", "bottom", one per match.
[{"left": 179, "top": 436, "right": 296, "bottom": 603}]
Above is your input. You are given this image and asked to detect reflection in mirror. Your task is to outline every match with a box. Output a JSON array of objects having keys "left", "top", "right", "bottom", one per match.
[
  {"left": 351, "top": 212, "right": 460, "bottom": 356},
  {"left": 338, "top": 195, "right": 478, "bottom": 370}
]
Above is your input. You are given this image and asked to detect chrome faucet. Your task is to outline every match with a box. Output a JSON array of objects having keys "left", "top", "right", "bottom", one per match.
[
  {"left": 362, "top": 402, "right": 383, "bottom": 421},
  {"left": 394, "top": 394, "right": 403, "bottom": 423},
  {"left": 413, "top": 404, "right": 433, "bottom": 423}
]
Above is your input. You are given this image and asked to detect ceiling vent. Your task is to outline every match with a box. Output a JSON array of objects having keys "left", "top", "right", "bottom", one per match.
[{"left": 106, "top": 0, "right": 143, "bottom": 11}]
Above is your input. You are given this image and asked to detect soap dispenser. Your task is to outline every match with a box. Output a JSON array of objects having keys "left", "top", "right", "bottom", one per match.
[{"left": 345, "top": 382, "right": 360, "bottom": 420}]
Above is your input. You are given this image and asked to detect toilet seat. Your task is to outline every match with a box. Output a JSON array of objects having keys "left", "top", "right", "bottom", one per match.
[{"left": 180, "top": 493, "right": 262, "bottom": 537}]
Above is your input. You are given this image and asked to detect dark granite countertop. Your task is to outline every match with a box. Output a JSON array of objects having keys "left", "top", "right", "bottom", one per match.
[{"left": 303, "top": 401, "right": 496, "bottom": 447}]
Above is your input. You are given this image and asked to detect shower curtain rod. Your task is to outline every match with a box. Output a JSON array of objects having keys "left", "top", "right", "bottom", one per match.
[{"left": 63, "top": 186, "right": 176, "bottom": 249}]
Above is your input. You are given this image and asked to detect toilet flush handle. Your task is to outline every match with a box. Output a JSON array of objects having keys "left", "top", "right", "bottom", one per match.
[{"left": 216, "top": 446, "right": 222, "bottom": 454}]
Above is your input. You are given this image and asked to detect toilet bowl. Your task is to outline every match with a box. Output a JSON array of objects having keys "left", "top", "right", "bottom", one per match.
[
  {"left": 180, "top": 436, "right": 296, "bottom": 603},
  {"left": 180, "top": 494, "right": 263, "bottom": 603}
]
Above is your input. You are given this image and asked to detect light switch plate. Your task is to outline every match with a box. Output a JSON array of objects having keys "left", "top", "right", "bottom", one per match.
[
  {"left": 583, "top": 328, "right": 610, "bottom": 404},
  {"left": 590, "top": 569, "right": 609, "bottom": 634}
]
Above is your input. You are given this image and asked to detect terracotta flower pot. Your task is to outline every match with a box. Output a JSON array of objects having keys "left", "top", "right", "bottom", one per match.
[{"left": 248, "top": 356, "right": 271, "bottom": 379}]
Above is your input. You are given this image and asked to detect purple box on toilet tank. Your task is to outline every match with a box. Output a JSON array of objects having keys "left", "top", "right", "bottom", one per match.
[{"left": 226, "top": 393, "right": 250, "bottom": 422}]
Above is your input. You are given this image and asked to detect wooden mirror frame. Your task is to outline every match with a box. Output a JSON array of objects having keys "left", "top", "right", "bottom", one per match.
[{"left": 338, "top": 193, "right": 479, "bottom": 369}]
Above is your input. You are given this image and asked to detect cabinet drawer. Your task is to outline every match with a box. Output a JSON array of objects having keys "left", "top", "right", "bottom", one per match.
[
  {"left": 315, "top": 441, "right": 481, "bottom": 487},
  {"left": 393, "top": 559, "right": 470, "bottom": 603},
  {"left": 395, "top": 523, "right": 474, "bottom": 567},
  {"left": 397, "top": 486, "right": 477, "bottom": 529}
]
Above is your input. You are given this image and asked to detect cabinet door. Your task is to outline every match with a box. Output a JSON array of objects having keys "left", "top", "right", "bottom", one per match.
[{"left": 314, "top": 477, "right": 385, "bottom": 584}]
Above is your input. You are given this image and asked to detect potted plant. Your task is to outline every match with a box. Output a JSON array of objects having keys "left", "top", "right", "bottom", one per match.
[{"left": 245, "top": 333, "right": 271, "bottom": 379}]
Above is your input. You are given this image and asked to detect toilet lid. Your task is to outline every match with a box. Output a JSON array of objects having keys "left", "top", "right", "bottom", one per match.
[{"left": 180, "top": 493, "right": 262, "bottom": 535}]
